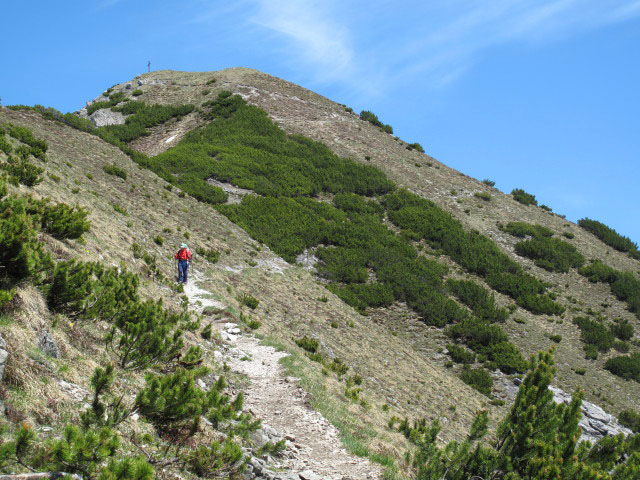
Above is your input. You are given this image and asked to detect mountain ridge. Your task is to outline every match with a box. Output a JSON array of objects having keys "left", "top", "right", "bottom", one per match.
[{"left": 1, "top": 67, "right": 639, "bottom": 479}]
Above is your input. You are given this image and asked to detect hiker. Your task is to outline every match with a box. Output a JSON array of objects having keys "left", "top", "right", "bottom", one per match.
[{"left": 175, "top": 243, "right": 192, "bottom": 284}]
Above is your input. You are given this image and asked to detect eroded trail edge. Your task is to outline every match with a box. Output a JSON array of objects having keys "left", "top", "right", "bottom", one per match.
[{"left": 184, "top": 274, "right": 382, "bottom": 480}]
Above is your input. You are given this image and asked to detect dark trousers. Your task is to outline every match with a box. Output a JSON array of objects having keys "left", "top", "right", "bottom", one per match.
[{"left": 178, "top": 259, "right": 189, "bottom": 283}]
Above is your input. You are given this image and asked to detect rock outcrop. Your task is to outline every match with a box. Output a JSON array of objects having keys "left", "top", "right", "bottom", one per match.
[
  {"left": 38, "top": 330, "right": 59, "bottom": 358},
  {"left": 88, "top": 108, "right": 126, "bottom": 127},
  {"left": 548, "top": 386, "right": 633, "bottom": 443},
  {"left": 495, "top": 374, "right": 632, "bottom": 443}
]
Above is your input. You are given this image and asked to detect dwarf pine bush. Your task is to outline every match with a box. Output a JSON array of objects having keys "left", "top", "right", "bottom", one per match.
[
  {"left": 514, "top": 236, "right": 585, "bottom": 272},
  {"left": 619, "top": 409, "right": 640, "bottom": 432},
  {"left": 135, "top": 366, "right": 252, "bottom": 440},
  {"left": 7, "top": 105, "right": 95, "bottom": 133},
  {"left": 0, "top": 424, "right": 153, "bottom": 480},
  {"left": 385, "top": 189, "right": 562, "bottom": 315},
  {"left": 407, "top": 142, "right": 425, "bottom": 153},
  {"left": 295, "top": 335, "right": 319, "bottom": 353},
  {"left": 611, "top": 319, "right": 634, "bottom": 341},
  {"left": 0, "top": 195, "right": 52, "bottom": 282},
  {"left": 460, "top": 365, "right": 493, "bottom": 396},
  {"left": 1, "top": 155, "right": 44, "bottom": 186},
  {"left": 502, "top": 221, "right": 553, "bottom": 238},
  {"left": 447, "top": 279, "right": 508, "bottom": 322},
  {"left": 27, "top": 198, "right": 90, "bottom": 239},
  {"left": 579, "top": 260, "right": 640, "bottom": 319},
  {"left": 446, "top": 344, "right": 475, "bottom": 364},
  {"left": 86, "top": 91, "right": 127, "bottom": 115},
  {"left": 359, "top": 110, "right": 394, "bottom": 134},
  {"left": 195, "top": 246, "right": 220, "bottom": 263},
  {"left": 108, "top": 299, "right": 186, "bottom": 370},
  {"left": 153, "top": 93, "right": 393, "bottom": 200},
  {"left": 47, "top": 260, "right": 139, "bottom": 320},
  {"left": 103, "top": 163, "right": 128, "bottom": 179},
  {"left": 2, "top": 123, "right": 48, "bottom": 159},
  {"left": 399, "top": 350, "right": 640, "bottom": 479},
  {"left": 573, "top": 316, "right": 615, "bottom": 353},
  {"left": 605, "top": 353, "right": 640, "bottom": 382},
  {"left": 511, "top": 188, "right": 538, "bottom": 206},
  {"left": 447, "top": 318, "right": 527, "bottom": 373},
  {"left": 238, "top": 293, "right": 259, "bottom": 309},
  {"left": 579, "top": 217, "right": 639, "bottom": 255}
]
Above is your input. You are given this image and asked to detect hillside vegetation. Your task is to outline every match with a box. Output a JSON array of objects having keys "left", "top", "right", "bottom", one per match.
[{"left": 2, "top": 68, "right": 640, "bottom": 478}]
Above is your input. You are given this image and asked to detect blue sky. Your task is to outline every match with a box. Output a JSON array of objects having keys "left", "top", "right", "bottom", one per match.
[{"left": 3, "top": 1, "right": 639, "bottom": 245}]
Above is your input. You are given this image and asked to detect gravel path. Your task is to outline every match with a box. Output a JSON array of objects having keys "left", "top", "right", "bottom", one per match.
[{"left": 184, "top": 273, "right": 382, "bottom": 480}]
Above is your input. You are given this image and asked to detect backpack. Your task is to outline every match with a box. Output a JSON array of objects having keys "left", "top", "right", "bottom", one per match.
[{"left": 177, "top": 248, "right": 192, "bottom": 260}]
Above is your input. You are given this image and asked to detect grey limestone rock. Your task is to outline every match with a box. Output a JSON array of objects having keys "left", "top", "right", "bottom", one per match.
[
  {"left": 38, "top": 330, "right": 59, "bottom": 358},
  {"left": 137, "top": 78, "right": 168, "bottom": 86},
  {"left": 88, "top": 108, "right": 126, "bottom": 127}
]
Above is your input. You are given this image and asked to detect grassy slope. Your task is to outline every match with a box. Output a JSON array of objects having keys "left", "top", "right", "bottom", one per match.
[{"left": 0, "top": 107, "right": 499, "bottom": 468}]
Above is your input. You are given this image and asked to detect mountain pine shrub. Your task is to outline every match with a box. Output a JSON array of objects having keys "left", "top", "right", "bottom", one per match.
[
  {"left": 474, "top": 192, "right": 491, "bottom": 201},
  {"left": 27, "top": 198, "right": 90, "bottom": 239},
  {"left": 604, "top": 353, "right": 640, "bottom": 382},
  {"left": 400, "top": 349, "right": 640, "bottom": 479},
  {"left": 579, "top": 260, "right": 640, "bottom": 318},
  {"left": 295, "top": 335, "right": 319, "bottom": 353},
  {"left": 407, "top": 142, "right": 425, "bottom": 153},
  {"left": 611, "top": 319, "right": 634, "bottom": 341},
  {"left": 135, "top": 366, "right": 252, "bottom": 442},
  {"left": 573, "top": 316, "right": 615, "bottom": 352},
  {"left": 579, "top": 218, "right": 639, "bottom": 256},
  {"left": 619, "top": 409, "right": 640, "bottom": 432},
  {"left": 446, "top": 279, "right": 508, "bottom": 322},
  {"left": 155, "top": 93, "right": 393, "bottom": 200},
  {"left": 385, "top": 189, "right": 562, "bottom": 315},
  {"left": 47, "top": 260, "right": 139, "bottom": 320},
  {"left": 108, "top": 299, "right": 185, "bottom": 370},
  {"left": 2, "top": 123, "right": 48, "bottom": 159},
  {"left": 0, "top": 424, "right": 152, "bottom": 480},
  {"left": 0, "top": 130, "right": 12, "bottom": 155},
  {"left": 103, "top": 164, "right": 127, "bottom": 179},
  {"left": 7, "top": 105, "right": 95, "bottom": 133},
  {"left": 81, "top": 364, "right": 131, "bottom": 429},
  {"left": 459, "top": 365, "right": 493, "bottom": 395},
  {"left": 502, "top": 221, "right": 553, "bottom": 238},
  {"left": 447, "top": 318, "right": 527, "bottom": 373},
  {"left": 514, "top": 236, "right": 585, "bottom": 272},
  {"left": 359, "top": 110, "right": 393, "bottom": 134},
  {"left": 195, "top": 246, "right": 220, "bottom": 263},
  {"left": 446, "top": 344, "right": 475, "bottom": 364},
  {"left": 511, "top": 188, "right": 538, "bottom": 206},
  {"left": 1, "top": 155, "right": 44, "bottom": 186},
  {"left": 238, "top": 293, "right": 259, "bottom": 309},
  {"left": 0, "top": 195, "right": 52, "bottom": 282}
]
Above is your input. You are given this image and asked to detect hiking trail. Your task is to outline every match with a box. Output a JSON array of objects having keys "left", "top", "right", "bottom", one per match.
[{"left": 183, "top": 272, "right": 383, "bottom": 480}]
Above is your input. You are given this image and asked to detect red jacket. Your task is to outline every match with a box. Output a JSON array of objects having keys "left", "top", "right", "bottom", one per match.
[{"left": 175, "top": 248, "right": 192, "bottom": 261}]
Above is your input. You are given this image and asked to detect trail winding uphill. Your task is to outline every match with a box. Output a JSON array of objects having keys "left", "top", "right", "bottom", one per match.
[{"left": 183, "top": 273, "right": 382, "bottom": 480}]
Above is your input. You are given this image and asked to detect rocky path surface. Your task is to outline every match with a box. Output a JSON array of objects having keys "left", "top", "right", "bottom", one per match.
[{"left": 184, "top": 274, "right": 382, "bottom": 480}]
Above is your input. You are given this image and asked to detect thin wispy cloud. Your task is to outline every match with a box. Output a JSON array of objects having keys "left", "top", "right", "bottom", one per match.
[
  {"left": 241, "top": 0, "right": 640, "bottom": 96},
  {"left": 248, "top": 0, "right": 381, "bottom": 94},
  {"left": 95, "top": 0, "right": 125, "bottom": 10}
]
